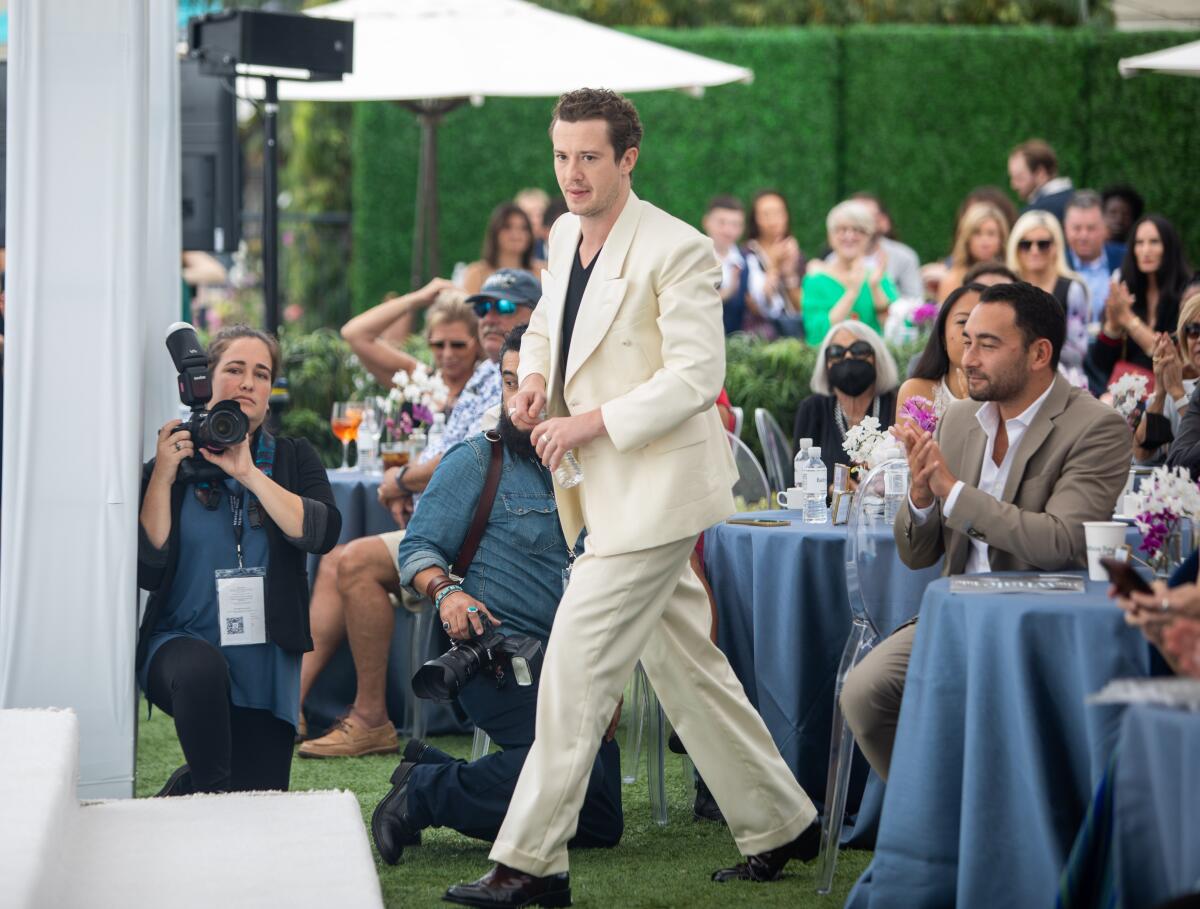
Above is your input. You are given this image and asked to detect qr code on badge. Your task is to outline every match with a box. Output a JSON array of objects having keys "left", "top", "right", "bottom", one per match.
[{"left": 225, "top": 616, "right": 244, "bottom": 636}]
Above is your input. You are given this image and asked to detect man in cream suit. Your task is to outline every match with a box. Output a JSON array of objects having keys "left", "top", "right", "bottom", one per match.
[
  {"left": 841, "top": 281, "right": 1132, "bottom": 780},
  {"left": 443, "top": 89, "right": 819, "bottom": 907}
]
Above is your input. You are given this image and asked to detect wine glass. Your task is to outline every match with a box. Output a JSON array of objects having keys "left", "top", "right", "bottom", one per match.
[{"left": 330, "top": 402, "right": 363, "bottom": 471}]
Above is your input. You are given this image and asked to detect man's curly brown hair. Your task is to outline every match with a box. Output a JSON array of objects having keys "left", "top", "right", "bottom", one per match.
[{"left": 549, "top": 88, "right": 643, "bottom": 162}]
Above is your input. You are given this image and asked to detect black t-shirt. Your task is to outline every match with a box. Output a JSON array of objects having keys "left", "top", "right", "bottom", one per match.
[{"left": 560, "top": 241, "right": 599, "bottom": 377}]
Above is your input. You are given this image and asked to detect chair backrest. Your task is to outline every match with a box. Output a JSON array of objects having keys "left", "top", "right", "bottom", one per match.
[
  {"left": 844, "top": 458, "right": 908, "bottom": 634},
  {"left": 731, "top": 406, "right": 745, "bottom": 439},
  {"left": 754, "top": 408, "right": 792, "bottom": 492},
  {"left": 726, "top": 432, "right": 771, "bottom": 512}
]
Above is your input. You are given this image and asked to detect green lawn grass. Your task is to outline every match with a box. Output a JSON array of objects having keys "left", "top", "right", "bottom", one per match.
[{"left": 136, "top": 700, "right": 871, "bottom": 907}]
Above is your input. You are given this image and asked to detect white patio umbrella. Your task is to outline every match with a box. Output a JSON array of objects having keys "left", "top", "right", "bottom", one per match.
[
  {"left": 244, "top": 0, "right": 753, "bottom": 288},
  {"left": 1118, "top": 38, "right": 1200, "bottom": 78}
]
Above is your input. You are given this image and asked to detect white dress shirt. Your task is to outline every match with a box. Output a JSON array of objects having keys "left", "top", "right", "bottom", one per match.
[{"left": 910, "top": 381, "right": 1056, "bottom": 574}]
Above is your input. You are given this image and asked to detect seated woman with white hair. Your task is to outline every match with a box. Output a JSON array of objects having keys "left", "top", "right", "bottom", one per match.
[
  {"left": 793, "top": 321, "right": 900, "bottom": 485},
  {"left": 801, "top": 199, "right": 899, "bottom": 342}
]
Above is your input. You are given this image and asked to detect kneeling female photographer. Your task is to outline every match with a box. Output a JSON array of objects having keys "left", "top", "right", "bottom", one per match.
[{"left": 138, "top": 325, "right": 341, "bottom": 794}]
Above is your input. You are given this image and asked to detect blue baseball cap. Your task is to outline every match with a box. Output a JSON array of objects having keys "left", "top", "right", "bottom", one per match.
[{"left": 466, "top": 268, "right": 542, "bottom": 308}]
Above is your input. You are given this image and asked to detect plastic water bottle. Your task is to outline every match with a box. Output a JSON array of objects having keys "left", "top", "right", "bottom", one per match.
[
  {"left": 554, "top": 451, "right": 584, "bottom": 489},
  {"left": 425, "top": 412, "right": 446, "bottom": 454},
  {"left": 803, "top": 446, "right": 827, "bottom": 524},
  {"left": 794, "top": 436, "right": 813, "bottom": 487},
  {"left": 356, "top": 407, "right": 381, "bottom": 473},
  {"left": 883, "top": 454, "right": 909, "bottom": 524}
]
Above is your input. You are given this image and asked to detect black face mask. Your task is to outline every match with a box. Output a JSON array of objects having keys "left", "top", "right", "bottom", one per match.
[{"left": 828, "top": 358, "right": 877, "bottom": 397}]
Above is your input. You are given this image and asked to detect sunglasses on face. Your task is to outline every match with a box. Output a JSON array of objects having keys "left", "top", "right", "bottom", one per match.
[
  {"left": 1017, "top": 238, "right": 1054, "bottom": 253},
  {"left": 429, "top": 339, "right": 471, "bottom": 350},
  {"left": 826, "top": 340, "right": 875, "bottom": 362},
  {"left": 1183, "top": 323, "right": 1200, "bottom": 340},
  {"left": 473, "top": 299, "right": 524, "bottom": 317}
]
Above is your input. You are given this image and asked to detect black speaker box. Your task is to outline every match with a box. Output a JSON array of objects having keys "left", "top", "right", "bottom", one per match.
[
  {"left": 188, "top": 10, "right": 353, "bottom": 78},
  {"left": 180, "top": 57, "right": 240, "bottom": 253}
]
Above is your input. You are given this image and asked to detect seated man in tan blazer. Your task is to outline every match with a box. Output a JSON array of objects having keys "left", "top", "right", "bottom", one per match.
[{"left": 841, "top": 280, "right": 1132, "bottom": 780}]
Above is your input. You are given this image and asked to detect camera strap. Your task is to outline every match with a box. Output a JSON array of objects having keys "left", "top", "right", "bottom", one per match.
[{"left": 450, "top": 431, "right": 503, "bottom": 580}]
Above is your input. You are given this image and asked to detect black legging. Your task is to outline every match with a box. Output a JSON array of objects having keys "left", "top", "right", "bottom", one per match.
[{"left": 145, "top": 636, "right": 294, "bottom": 793}]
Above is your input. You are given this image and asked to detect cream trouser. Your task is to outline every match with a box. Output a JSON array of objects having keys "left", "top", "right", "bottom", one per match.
[{"left": 490, "top": 534, "right": 817, "bottom": 876}]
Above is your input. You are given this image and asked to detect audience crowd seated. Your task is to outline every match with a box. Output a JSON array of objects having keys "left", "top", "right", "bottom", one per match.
[
  {"left": 848, "top": 192, "right": 924, "bottom": 300},
  {"left": 841, "top": 282, "right": 1132, "bottom": 779},
  {"left": 937, "top": 202, "right": 1009, "bottom": 301},
  {"left": 1086, "top": 214, "right": 1192, "bottom": 394},
  {"left": 702, "top": 195, "right": 749, "bottom": 336},
  {"left": 369, "top": 326, "right": 623, "bottom": 863},
  {"left": 802, "top": 200, "right": 898, "bottom": 342},
  {"left": 793, "top": 320, "right": 899, "bottom": 484},
  {"left": 139, "top": 326, "right": 341, "bottom": 795},
  {"left": 1006, "top": 210, "right": 1090, "bottom": 382},
  {"left": 896, "top": 283, "right": 981, "bottom": 421},
  {"left": 742, "top": 189, "right": 804, "bottom": 337},
  {"left": 461, "top": 204, "right": 539, "bottom": 295},
  {"left": 296, "top": 270, "right": 537, "bottom": 757},
  {"left": 1064, "top": 190, "right": 1125, "bottom": 322},
  {"left": 1133, "top": 290, "right": 1200, "bottom": 465}
]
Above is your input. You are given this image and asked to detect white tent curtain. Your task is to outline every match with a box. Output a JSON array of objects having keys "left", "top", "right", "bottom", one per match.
[{"left": 0, "top": 0, "right": 180, "bottom": 798}]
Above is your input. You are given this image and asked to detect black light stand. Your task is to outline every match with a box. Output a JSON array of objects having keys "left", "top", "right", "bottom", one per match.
[{"left": 262, "top": 77, "right": 280, "bottom": 335}]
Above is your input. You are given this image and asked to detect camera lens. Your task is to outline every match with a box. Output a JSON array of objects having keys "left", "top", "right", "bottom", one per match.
[{"left": 201, "top": 400, "right": 250, "bottom": 449}]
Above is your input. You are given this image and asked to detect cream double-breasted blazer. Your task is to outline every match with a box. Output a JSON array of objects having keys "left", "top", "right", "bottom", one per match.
[{"left": 518, "top": 191, "right": 737, "bottom": 557}]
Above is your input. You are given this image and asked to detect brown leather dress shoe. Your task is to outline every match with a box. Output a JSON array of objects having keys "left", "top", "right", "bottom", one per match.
[
  {"left": 443, "top": 864, "right": 571, "bottom": 908},
  {"left": 711, "top": 818, "right": 821, "bottom": 882},
  {"left": 298, "top": 713, "right": 398, "bottom": 758}
]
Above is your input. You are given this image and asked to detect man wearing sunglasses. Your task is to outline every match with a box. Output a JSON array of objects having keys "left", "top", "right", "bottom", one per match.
[
  {"left": 444, "top": 88, "right": 819, "bottom": 909},
  {"left": 298, "top": 269, "right": 538, "bottom": 759}
]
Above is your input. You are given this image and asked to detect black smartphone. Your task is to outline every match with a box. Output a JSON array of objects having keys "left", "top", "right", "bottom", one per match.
[{"left": 1101, "top": 556, "right": 1152, "bottom": 596}]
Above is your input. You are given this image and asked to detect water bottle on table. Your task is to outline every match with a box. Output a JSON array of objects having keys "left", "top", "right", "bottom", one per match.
[
  {"left": 883, "top": 455, "right": 909, "bottom": 523},
  {"left": 794, "top": 436, "right": 813, "bottom": 487},
  {"left": 803, "top": 446, "right": 827, "bottom": 524}
]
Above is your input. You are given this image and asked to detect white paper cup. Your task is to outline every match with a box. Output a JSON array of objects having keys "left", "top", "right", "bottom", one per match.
[
  {"left": 1084, "top": 521, "right": 1129, "bottom": 582},
  {"left": 1121, "top": 494, "right": 1143, "bottom": 518},
  {"left": 776, "top": 487, "right": 806, "bottom": 510}
]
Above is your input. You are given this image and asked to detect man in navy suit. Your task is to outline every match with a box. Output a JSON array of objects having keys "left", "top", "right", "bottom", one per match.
[{"left": 1065, "top": 190, "right": 1126, "bottom": 323}]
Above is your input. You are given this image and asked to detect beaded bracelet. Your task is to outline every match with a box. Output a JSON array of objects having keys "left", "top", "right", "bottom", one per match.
[{"left": 434, "top": 584, "right": 464, "bottom": 611}]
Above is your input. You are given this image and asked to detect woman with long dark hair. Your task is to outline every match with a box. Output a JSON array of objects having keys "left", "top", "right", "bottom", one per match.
[
  {"left": 1087, "top": 214, "right": 1192, "bottom": 388},
  {"left": 743, "top": 189, "right": 804, "bottom": 336},
  {"left": 462, "top": 203, "right": 536, "bottom": 295},
  {"left": 896, "top": 283, "right": 983, "bottom": 422}
]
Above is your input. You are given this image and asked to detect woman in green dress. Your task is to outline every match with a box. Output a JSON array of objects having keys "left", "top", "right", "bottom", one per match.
[{"left": 802, "top": 199, "right": 898, "bottom": 342}]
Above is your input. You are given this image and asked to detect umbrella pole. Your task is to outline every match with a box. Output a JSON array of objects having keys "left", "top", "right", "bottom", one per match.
[{"left": 401, "top": 99, "right": 468, "bottom": 291}]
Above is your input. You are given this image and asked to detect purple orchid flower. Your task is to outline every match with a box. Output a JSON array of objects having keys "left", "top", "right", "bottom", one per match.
[{"left": 900, "top": 395, "right": 937, "bottom": 434}]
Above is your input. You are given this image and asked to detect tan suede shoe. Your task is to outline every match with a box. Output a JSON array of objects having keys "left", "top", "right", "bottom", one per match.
[{"left": 298, "top": 714, "right": 399, "bottom": 758}]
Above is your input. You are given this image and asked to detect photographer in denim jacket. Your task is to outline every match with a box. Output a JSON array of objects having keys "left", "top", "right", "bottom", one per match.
[{"left": 370, "top": 326, "right": 623, "bottom": 864}]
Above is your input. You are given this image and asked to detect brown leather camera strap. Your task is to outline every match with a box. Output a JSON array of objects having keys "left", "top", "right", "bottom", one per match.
[{"left": 451, "top": 431, "right": 503, "bottom": 579}]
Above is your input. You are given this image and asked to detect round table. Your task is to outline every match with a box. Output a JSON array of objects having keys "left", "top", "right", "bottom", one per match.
[
  {"left": 847, "top": 575, "right": 1154, "bottom": 909},
  {"left": 703, "top": 509, "right": 943, "bottom": 846}
]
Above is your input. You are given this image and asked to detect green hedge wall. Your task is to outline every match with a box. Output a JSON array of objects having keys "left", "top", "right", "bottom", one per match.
[{"left": 351, "top": 26, "right": 1200, "bottom": 314}]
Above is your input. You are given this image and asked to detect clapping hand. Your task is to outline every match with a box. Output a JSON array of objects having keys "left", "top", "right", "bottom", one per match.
[
  {"left": 891, "top": 423, "right": 956, "bottom": 508},
  {"left": 1105, "top": 278, "right": 1135, "bottom": 334},
  {"left": 1152, "top": 333, "right": 1185, "bottom": 400}
]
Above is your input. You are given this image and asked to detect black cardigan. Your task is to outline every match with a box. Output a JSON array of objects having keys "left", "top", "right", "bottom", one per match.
[{"left": 136, "top": 435, "right": 341, "bottom": 671}]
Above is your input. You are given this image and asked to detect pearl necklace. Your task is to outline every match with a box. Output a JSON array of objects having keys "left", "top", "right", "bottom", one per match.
[{"left": 834, "top": 396, "right": 881, "bottom": 438}]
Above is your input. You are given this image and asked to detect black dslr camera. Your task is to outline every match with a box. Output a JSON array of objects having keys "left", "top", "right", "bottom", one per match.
[
  {"left": 412, "top": 617, "right": 544, "bottom": 702},
  {"left": 165, "top": 322, "right": 250, "bottom": 484}
]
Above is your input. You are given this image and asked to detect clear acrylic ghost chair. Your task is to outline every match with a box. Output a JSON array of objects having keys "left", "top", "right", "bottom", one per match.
[
  {"left": 727, "top": 432, "right": 772, "bottom": 512},
  {"left": 731, "top": 406, "right": 745, "bottom": 439},
  {"left": 622, "top": 662, "right": 669, "bottom": 825},
  {"left": 816, "top": 457, "right": 907, "bottom": 894},
  {"left": 754, "top": 409, "right": 793, "bottom": 493},
  {"left": 469, "top": 661, "right": 668, "bottom": 824},
  {"left": 405, "top": 603, "right": 439, "bottom": 740}
]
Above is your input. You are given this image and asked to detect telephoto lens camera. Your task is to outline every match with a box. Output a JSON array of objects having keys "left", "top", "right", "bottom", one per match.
[
  {"left": 165, "top": 322, "right": 250, "bottom": 484},
  {"left": 412, "top": 616, "right": 544, "bottom": 702}
]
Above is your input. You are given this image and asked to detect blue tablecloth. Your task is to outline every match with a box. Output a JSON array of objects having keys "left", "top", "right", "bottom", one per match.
[
  {"left": 304, "top": 470, "right": 466, "bottom": 735},
  {"left": 703, "top": 509, "right": 943, "bottom": 846},
  {"left": 1112, "top": 704, "right": 1200, "bottom": 907},
  {"left": 848, "top": 575, "right": 1154, "bottom": 909}
]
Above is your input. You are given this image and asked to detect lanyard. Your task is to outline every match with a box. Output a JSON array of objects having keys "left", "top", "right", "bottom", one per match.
[{"left": 230, "top": 491, "right": 246, "bottom": 569}]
